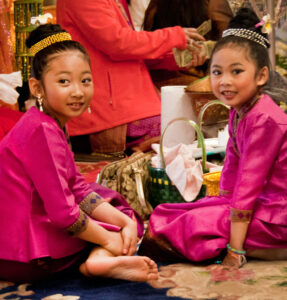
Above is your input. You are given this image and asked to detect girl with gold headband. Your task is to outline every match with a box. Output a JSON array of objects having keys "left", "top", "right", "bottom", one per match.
[
  {"left": 56, "top": 0, "right": 206, "bottom": 155},
  {"left": 0, "top": 24, "right": 158, "bottom": 283},
  {"left": 139, "top": 7, "right": 287, "bottom": 269}
]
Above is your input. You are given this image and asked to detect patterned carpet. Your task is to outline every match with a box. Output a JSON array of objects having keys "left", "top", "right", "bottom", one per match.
[
  {"left": 1, "top": 162, "right": 286, "bottom": 299},
  {"left": 1, "top": 260, "right": 287, "bottom": 299},
  {"left": 150, "top": 260, "right": 287, "bottom": 300},
  {"left": 0, "top": 272, "right": 183, "bottom": 300}
]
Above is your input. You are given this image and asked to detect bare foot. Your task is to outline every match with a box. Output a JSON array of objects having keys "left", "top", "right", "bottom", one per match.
[{"left": 82, "top": 255, "right": 158, "bottom": 282}]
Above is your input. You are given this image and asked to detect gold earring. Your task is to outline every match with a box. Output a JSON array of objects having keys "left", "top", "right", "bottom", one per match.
[
  {"left": 87, "top": 106, "right": 91, "bottom": 114},
  {"left": 36, "top": 94, "right": 43, "bottom": 112}
]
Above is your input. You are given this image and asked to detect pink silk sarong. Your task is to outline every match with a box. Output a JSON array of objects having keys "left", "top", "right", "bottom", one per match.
[
  {"left": 139, "top": 196, "right": 287, "bottom": 262},
  {"left": 139, "top": 95, "right": 287, "bottom": 262}
]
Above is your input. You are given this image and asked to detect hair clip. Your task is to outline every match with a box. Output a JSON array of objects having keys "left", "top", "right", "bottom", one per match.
[{"left": 255, "top": 14, "right": 272, "bottom": 34}]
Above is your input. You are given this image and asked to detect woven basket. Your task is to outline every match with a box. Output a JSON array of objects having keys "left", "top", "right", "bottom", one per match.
[
  {"left": 202, "top": 171, "right": 221, "bottom": 196},
  {"left": 148, "top": 118, "right": 207, "bottom": 208},
  {"left": 185, "top": 91, "right": 229, "bottom": 126}
]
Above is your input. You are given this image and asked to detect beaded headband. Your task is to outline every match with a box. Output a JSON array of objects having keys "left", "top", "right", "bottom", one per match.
[
  {"left": 29, "top": 32, "right": 72, "bottom": 56},
  {"left": 222, "top": 28, "right": 270, "bottom": 48}
]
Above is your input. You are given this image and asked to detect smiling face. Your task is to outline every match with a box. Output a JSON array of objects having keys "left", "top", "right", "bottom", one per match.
[
  {"left": 30, "top": 50, "right": 93, "bottom": 126},
  {"left": 210, "top": 45, "right": 268, "bottom": 111}
]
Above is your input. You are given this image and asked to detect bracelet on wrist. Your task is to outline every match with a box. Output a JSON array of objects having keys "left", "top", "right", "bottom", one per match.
[{"left": 227, "top": 243, "right": 246, "bottom": 255}]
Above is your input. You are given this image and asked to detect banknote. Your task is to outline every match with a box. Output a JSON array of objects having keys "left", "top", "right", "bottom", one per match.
[
  {"left": 173, "top": 40, "right": 216, "bottom": 67},
  {"left": 197, "top": 19, "right": 212, "bottom": 36},
  {"left": 173, "top": 19, "right": 214, "bottom": 67}
]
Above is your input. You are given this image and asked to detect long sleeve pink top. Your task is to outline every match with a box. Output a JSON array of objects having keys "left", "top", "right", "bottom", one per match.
[
  {"left": 220, "top": 94, "right": 287, "bottom": 225},
  {"left": 0, "top": 108, "right": 94, "bottom": 262}
]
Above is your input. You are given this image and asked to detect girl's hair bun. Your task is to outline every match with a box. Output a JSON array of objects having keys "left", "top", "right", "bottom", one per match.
[
  {"left": 26, "top": 24, "right": 66, "bottom": 49},
  {"left": 228, "top": 7, "right": 266, "bottom": 38}
]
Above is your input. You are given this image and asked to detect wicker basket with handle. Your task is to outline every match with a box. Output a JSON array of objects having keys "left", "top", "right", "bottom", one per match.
[{"left": 148, "top": 117, "right": 208, "bottom": 208}]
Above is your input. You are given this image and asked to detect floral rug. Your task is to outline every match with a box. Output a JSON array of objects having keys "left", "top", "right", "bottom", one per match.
[
  {"left": 75, "top": 161, "right": 109, "bottom": 183},
  {"left": 149, "top": 260, "right": 287, "bottom": 299},
  {"left": 0, "top": 272, "right": 183, "bottom": 300}
]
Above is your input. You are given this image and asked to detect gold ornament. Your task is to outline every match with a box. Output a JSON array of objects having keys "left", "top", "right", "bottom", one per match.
[
  {"left": 29, "top": 32, "right": 72, "bottom": 56},
  {"left": 36, "top": 94, "right": 43, "bottom": 112}
]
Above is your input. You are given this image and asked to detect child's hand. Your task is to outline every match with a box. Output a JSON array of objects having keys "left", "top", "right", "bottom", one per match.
[
  {"left": 208, "top": 251, "right": 247, "bottom": 271},
  {"left": 102, "top": 231, "right": 124, "bottom": 256},
  {"left": 120, "top": 220, "right": 138, "bottom": 256}
]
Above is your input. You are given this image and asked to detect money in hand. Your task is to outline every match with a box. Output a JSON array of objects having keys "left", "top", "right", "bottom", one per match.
[{"left": 173, "top": 41, "right": 216, "bottom": 67}]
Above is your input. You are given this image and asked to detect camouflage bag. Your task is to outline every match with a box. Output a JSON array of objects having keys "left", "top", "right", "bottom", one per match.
[{"left": 97, "top": 152, "right": 153, "bottom": 220}]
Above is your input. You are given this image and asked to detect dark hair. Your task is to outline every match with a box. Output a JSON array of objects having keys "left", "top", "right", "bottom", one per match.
[
  {"left": 143, "top": 0, "right": 208, "bottom": 31},
  {"left": 211, "top": 8, "right": 270, "bottom": 73},
  {"left": 26, "top": 24, "right": 90, "bottom": 80},
  {"left": 210, "top": 7, "right": 287, "bottom": 106}
]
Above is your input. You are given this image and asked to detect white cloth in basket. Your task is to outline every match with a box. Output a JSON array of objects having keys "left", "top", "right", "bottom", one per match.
[{"left": 151, "top": 143, "right": 203, "bottom": 202}]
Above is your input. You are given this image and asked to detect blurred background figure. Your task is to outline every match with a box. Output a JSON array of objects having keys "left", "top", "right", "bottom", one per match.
[
  {"left": 57, "top": 0, "right": 206, "bottom": 156},
  {"left": 128, "top": 0, "right": 150, "bottom": 31},
  {"left": 143, "top": 0, "right": 233, "bottom": 89},
  {"left": 0, "top": 0, "right": 15, "bottom": 74}
]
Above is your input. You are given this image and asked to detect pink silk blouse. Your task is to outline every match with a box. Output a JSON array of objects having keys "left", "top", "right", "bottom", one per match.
[
  {"left": 220, "top": 94, "right": 287, "bottom": 224},
  {"left": 0, "top": 107, "right": 95, "bottom": 263}
]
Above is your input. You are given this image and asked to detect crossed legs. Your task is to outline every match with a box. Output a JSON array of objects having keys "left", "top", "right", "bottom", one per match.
[{"left": 79, "top": 246, "right": 158, "bottom": 282}]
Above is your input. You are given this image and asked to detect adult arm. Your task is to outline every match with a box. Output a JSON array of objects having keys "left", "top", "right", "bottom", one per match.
[{"left": 60, "top": 0, "right": 203, "bottom": 61}]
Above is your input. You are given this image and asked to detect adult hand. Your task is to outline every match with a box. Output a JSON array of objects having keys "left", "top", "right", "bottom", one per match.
[
  {"left": 120, "top": 219, "right": 138, "bottom": 256},
  {"left": 184, "top": 51, "right": 207, "bottom": 68},
  {"left": 182, "top": 28, "right": 206, "bottom": 67},
  {"left": 183, "top": 28, "right": 205, "bottom": 45}
]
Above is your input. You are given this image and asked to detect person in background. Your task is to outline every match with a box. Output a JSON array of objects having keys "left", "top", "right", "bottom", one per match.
[
  {"left": 143, "top": 0, "right": 233, "bottom": 88},
  {"left": 0, "top": 0, "right": 15, "bottom": 74},
  {"left": 127, "top": 0, "right": 150, "bottom": 31},
  {"left": 0, "top": 23, "right": 158, "bottom": 283},
  {"left": 56, "top": 0, "right": 206, "bottom": 155},
  {"left": 139, "top": 7, "right": 287, "bottom": 269}
]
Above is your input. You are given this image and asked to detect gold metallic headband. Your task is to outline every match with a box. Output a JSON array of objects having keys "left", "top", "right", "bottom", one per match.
[
  {"left": 222, "top": 28, "right": 270, "bottom": 48},
  {"left": 29, "top": 32, "right": 72, "bottom": 56}
]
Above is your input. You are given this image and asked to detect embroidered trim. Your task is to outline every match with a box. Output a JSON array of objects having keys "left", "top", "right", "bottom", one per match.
[
  {"left": 79, "top": 192, "right": 105, "bottom": 215},
  {"left": 67, "top": 210, "right": 89, "bottom": 236},
  {"left": 230, "top": 207, "right": 252, "bottom": 222}
]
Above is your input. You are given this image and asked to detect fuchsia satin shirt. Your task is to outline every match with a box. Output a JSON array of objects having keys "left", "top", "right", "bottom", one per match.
[
  {"left": 220, "top": 94, "right": 287, "bottom": 224},
  {"left": 0, "top": 108, "right": 92, "bottom": 262}
]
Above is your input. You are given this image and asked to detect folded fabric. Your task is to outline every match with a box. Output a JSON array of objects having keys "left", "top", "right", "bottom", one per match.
[
  {"left": 151, "top": 143, "right": 203, "bottom": 202},
  {"left": 0, "top": 71, "right": 22, "bottom": 104}
]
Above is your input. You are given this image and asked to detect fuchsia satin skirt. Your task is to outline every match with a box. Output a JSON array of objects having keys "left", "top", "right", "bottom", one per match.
[{"left": 139, "top": 196, "right": 287, "bottom": 262}]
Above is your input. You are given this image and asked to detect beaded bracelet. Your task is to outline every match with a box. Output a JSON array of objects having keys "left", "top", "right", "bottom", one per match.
[{"left": 227, "top": 243, "right": 246, "bottom": 255}]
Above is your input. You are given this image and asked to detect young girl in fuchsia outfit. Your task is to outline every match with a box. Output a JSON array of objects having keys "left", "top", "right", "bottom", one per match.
[
  {"left": 0, "top": 24, "right": 158, "bottom": 283},
  {"left": 56, "top": 0, "right": 206, "bottom": 154},
  {"left": 139, "top": 8, "right": 287, "bottom": 269}
]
